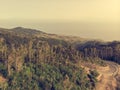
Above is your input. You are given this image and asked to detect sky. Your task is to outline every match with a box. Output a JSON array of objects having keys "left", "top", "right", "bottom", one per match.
[{"left": 0, "top": 0, "right": 120, "bottom": 41}]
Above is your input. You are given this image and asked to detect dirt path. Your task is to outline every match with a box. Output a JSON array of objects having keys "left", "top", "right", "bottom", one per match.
[{"left": 95, "top": 61, "right": 120, "bottom": 90}]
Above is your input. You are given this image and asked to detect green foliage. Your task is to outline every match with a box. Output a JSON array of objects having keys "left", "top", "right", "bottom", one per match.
[
  {"left": 0, "top": 63, "right": 7, "bottom": 77},
  {"left": 0, "top": 28, "right": 101, "bottom": 90},
  {"left": 0, "top": 61, "right": 98, "bottom": 90},
  {"left": 88, "top": 70, "right": 99, "bottom": 88}
]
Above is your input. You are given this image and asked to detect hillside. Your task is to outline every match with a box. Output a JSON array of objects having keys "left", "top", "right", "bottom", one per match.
[
  {"left": 0, "top": 27, "right": 99, "bottom": 90},
  {"left": 76, "top": 40, "right": 120, "bottom": 63},
  {"left": 1, "top": 27, "right": 86, "bottom": 43},
  {"left": 0, "top": 27, "right": 120, "bottom": 90}
]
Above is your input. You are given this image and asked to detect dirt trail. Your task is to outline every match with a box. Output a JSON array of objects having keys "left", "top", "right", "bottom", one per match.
[{"left": 95, "top": 61, "right": 120, "bottom": 90}]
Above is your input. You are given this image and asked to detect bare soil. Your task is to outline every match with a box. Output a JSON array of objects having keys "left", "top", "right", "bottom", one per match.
[{"left": 95, "top": 61, "right": 120, "bottom": 90}]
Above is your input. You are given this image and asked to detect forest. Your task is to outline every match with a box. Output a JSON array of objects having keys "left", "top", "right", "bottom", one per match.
[{"left": 0, "top": 27, "right": 119, "bottom": 90}]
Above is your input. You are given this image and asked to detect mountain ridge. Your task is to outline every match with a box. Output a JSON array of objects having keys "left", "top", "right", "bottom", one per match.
[{"left": 0, "top": 27, "right": 87, "bottom": 43}]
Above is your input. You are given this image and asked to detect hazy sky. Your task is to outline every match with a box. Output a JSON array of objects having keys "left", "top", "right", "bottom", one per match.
[{"left": 0, "top": 0, "right": 120, "bottom": 41}]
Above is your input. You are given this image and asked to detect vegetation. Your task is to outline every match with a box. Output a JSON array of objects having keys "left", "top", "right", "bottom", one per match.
[
  {"left": 0, "top": 27, "right": 119, "bottom": 90},
  {"left": 0, "top": 28, "right": 99, "bottom": 90},
  {"left": 76, "top": 40, "right": 120, "bottom": 64}
]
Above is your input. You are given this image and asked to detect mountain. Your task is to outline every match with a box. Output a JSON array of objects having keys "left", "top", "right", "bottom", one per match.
[
  {"left": 0, "top": 27, "right": 87, "bottom": 43},
  {"left": 0, "top": 27, "right": 120, "bottom": 63},
  {"left": 0, "top": 27, "right": 120, "bottom": 90},
  {"left": 11, "top": 27, "right": 45, "bottom": 35},
  {"left": 0, "top": 27, "right": 100, "bottom": 90}
]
